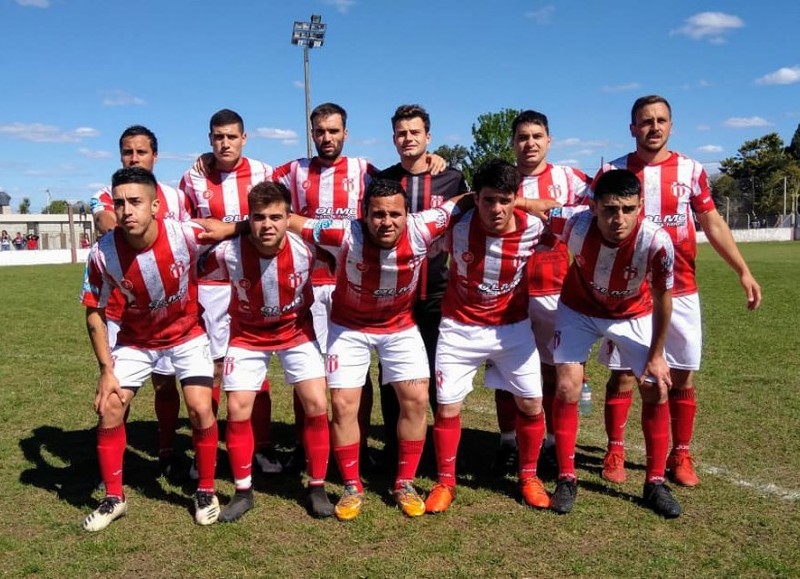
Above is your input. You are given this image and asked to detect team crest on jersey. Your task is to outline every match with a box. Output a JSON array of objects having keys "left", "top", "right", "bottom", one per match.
[
  {"left": 431, "top": 195, "right": 444, "bottom": 208},
  {"left": 223, "top": 356, "right": 235, "bottom": 376},
  {"left": 239, "top": 278, "right": 251, "bottom": 290},
  {"left": 287, "top": 272, "right": 304, "bottom": 288},
  {"left": 326, "top": 354, "right": 339, "bottom": 374},
  {"left": 461, "top": 251, "right": 474, "bottom": 263},
  {"left": 120, "top": 278, "right": 134, "bottom": 291},
  {"left": 356, "top": 262, "right": 368, "bottom": 272},
  {"left": 301, "top": 180, "right": 311, "bottom": 191},
  {"left": 547, "top": 184, "right": 563, "bottom": 199},
  {"left": 670, "top": 182, "right": 693, "bottom": 199},
  {"left": 202, "top": 190, "right": 214, "bottom": 200},
  {"left": 170, "top": 260, "right": 186, "bottom": 279},
  {"left": 342, "top": 177, "right": 355, "bottom": 193},
  {"left": 623, "top": 266, "right": 638, "bottom": 280},
  {"left": 436, "top": 369, "right": 444, "bottom": 389}
]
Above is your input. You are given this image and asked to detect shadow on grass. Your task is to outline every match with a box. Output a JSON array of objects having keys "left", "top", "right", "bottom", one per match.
[{"left": 18, "top": 420, "right": 196, "bottom": 511}]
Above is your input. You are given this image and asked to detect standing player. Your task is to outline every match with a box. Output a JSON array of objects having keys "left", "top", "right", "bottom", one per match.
[
  {"left": 425, "top": 159, "right": 551, "bottom": 514},
  {"left": 595, "top": 96, "right": 762, "bottom": 487},
  {"left": 81, "top": 167, "right": 224, "bottom": 531},
  {"left": 376, "top": 104, "right": 469, "bottom": 467},
  {"left": 89, "top": 125, "right": 191, "bottom": 476},
  {"left": 548, "top": 169, "right": 680, "bottom": 518},
  {"left": 272, "top": 102, "right": 378, "bottom": 470},
  {"left": 491, "top": 110, "right": 591, "bottom": 476},
  {"left": 202, "top": 182, "right": 333, "bottom": 521},
  {"left": 180, "top": 109, "right": 281, "bottom": 474},
  {"left": 289, "top": 179, "right": 464, "bottom": 521}
]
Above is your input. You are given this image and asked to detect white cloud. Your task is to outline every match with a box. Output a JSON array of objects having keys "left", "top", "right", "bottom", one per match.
[
  {"left": 671, "top": 12, "right": 744, "bottom": 44},
  {"left": 723, "top": 117, "right": 772, "bottom": 128},
  {"left": 698, "top": 145, "right": 723, "bottom": 153},
  {"left": 253, "top": 127, "right": 299, "bottom": 141},
  {"left": 756, "top": 66, "right": 800, "bottom": 86},
  {"left": 16, "top": 0, "right": 49, "bottom": 7},
  {"left": 323, "top": 0, "right": 355, "bottom": 14},
  {"left": 0, "top": 123, "right": 100, "bottom": 143},
  {"left": 696, "top": 124, "right": 711, "bottom": 131},
  {"left": 293, "top": 80, "right": 304, "bottom": 89},
  {"left": 525, "top": 5, "right": 554, "bottom": 24},
  {"left": 554, "top": 158, "right": 581, "bottom": 167},
  {"left": 158, "top": 152, "right": 203, "bottom": 163},
  {"left": 101, "top": 90, "right": 146, "bottom": 106},
  {"left": 601, "top": 82, "right": 641, "bottom": 93},
  {"left": 552, "top": 137, "right": 609, "bottom": 149},
  {"left": 78, "top": 148, "right": 113, "bottom": 159}
]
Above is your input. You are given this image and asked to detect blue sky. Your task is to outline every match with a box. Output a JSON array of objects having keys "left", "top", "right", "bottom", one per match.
[{"left": 1, "top": 0, "right": 799, "bottom": 211}]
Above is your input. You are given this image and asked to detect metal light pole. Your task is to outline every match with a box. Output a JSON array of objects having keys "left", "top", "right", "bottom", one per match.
[{"left": 291, "top": 14, "right": 327, "bottom": 159}]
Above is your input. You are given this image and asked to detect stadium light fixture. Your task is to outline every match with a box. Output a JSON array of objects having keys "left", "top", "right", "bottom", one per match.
[{"left": 291, "top": 14, "right": 327, "bottom": 158}]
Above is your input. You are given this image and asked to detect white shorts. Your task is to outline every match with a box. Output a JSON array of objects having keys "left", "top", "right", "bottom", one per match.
[
  {"left": 222, "top": 341, "right": 325, "bottom": 391},
  {"left": 598, "top": 293, "right": 702, "bottom": 372},
  {"left": 110, "top": 319, "right": 175, "bottom": 376},
  {"left": 325, "top": 322, "right": 428, "bottom": 389},
  {"left": 528, "top": 294, "right": 559, "bottom": 365},
  {"left": 112, "top": 334, "right": 214, "bottom": 388},
  {"left": 311, "top": 284, "right": 334, "bottom": 355},
  {"left": 199, "top": 284, "right": 231, "bottom": 360},
  {"left": 438, "top": 318, "right": 542, "bottom": 405},
  {"left": 553, "top": 303, "right": 653, "bottom": 378}
]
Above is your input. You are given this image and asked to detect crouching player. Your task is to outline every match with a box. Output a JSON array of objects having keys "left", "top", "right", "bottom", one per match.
[
  {"left": 81, "top": 167, "right": 227, "bottom": 531},
  {"left": 202, "top": 181, "right": 333, "bottom": 521},
  {"left": 547, "top": 169, "right": 680, "bottom": 518},
  {"left": 426, "top": 159, "right": 555, "bottom": 514}
]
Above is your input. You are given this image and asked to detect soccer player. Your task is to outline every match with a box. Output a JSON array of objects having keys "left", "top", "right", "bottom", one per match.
[
  {"left": 88, "top": 125, "right": 191, "bottom": 476},
  {"left": 180, "top": 109, "right": 281, "bottom": 475},
  {"left": 424, "top": 159, "right": 551, "bottom": 514},
  {"left": 81, "top": 166, "right": 227, "bottom": 531},
  {"left": 491, "top": 110, "right": 591, "bottom": 477},
  {"left": 288, "top": 178, "right": 465, "bottom": 521},
  {"left": 547, "top": 169, "right": 680, "bottom": 518},
  {"left": 202, "top": 181, "right": 333, "bottom": 521},
  {"left": 595, "top": 96, "right": 762, "bottom": 487},
  {"left": 376, "top": 104, "right": 469, "bottom": 468}
]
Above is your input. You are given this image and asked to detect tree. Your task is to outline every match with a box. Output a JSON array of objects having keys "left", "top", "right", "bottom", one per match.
[
  {"left": 432, "top": 144, "right": 469, "bottom": 170},
  {"left": 786, "top": 123, "right": 800, "bottom": 162},
  {"left": 465, "top": 108, "right": 521, "bottom": 183},
  {"left": 42, "top": 199, "right": 69, "bottom": 214},
  {"left": 18, "top": 197, "right": 31, "bottom": 214}
]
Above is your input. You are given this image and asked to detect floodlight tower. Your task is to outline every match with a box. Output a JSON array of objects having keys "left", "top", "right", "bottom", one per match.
[{"left": 291, "top": 14, "right": 327, "bottom": 158}]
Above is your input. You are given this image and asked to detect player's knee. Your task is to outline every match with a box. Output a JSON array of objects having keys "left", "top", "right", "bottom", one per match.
[{"left": 515, "top": 396, "right": 542, "bottom": 416}]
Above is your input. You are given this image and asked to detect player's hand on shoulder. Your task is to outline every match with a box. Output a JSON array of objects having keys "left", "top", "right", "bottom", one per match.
[{"left": 193, "top": 153, "right": 216, "bottom": 176}]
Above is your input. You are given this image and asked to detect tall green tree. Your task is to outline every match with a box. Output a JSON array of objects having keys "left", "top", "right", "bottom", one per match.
[
  {"left": 432, "top": 144, "right": 469, "bottom": 171},
  {"left": 465, "top": 108, "right": 521, "bottom": 183},
  {"left": 786, "top": 123, "right": 800, "bottom": 162},
  {"left": 42, "top": 199, "right": 69, "bottom": 214},
  {"left": 18, "top": 197, "right": 30, "bottom": 214}
]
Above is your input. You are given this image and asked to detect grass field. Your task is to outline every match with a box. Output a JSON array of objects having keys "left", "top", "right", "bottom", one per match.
[{"left": 1, "top": 242, "right": 799, "bottom": 578}]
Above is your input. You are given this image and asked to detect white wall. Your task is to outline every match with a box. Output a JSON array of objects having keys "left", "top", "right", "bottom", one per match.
[
  {"left": 696, "top": 227, "right": 794, "bottom": 243},
  {"left": 0, "top": 248, "right": 91, "bottom": 267}
]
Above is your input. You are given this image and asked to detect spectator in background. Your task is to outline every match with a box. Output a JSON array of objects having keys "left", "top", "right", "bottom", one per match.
[
  {"left": 1, "top": 230, "right": 10, "bottom": 251},
  {"left": 13, "top": 232, "right": 25, "bottom": 250},
  {"left": 26, "top": 233, "right": 39, "bottom": 250},
  {"left": 81, "top": 232, "right": 92, "bottom": 249}
]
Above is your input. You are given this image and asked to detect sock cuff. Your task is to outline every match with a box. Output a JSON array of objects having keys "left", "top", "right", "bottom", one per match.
[
  {"left": 607, "top": 390, "right": 634, "bottom": 401},
  {"left": 669, "top": 387, "right": 696, "bottom": 400},
  {"left": 435, "top": 415, "right": 461, "bottom": 429}
]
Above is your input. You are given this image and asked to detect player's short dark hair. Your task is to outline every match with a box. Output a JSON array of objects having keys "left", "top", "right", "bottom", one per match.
[
  {"left": 391, "top": 104, "right": 430, "bottom": 133},
  {"left": 248, "top": 181, "right": 292, "bottom": 213},
  {"left": 593, "top": 169, "right": 641, "bottom": 201},
  {"left": 311, "top": 102, "right": 347, "bottom": 128},
  {"left": 111, "top": 166, "right": 157, "bottom": 191},
  {"left": 471, "top": 159, "right": 520, "bottom": 195},
  {"left": 511, "top": 110, "right": 549, "bottom": 137},
  {"left": 362, "top": 179, "right": 409, "bottom": 214},
  {"left": 209, "top": 109, "right": 244, "bottom": 132},
  {"left": 631, "top": 95, "right": 672, "bottom": 124},
  {"left": 119, "top": 125, "right": 158, "bottom": 154}
]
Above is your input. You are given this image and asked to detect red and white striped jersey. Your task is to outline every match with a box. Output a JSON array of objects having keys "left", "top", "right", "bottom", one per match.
[
  {"left": 180, "top": 156, "right": 273, "bottom": 223},
  {"left": 81, "top": 220, "right": 209, "bottom": 349},
  {"left": 273, "top": 156, "right": 378, "bottom": 285},
  {"left": 518, "top": 164, "right": 590, "bottom": 297},
  {"left": 442, "top": 208, "right": 544, "bottom": 326},
  {"left": 559, "top": 210, "right": 674, "bottom": 319},
  {"left": 90, "top": 183, "right": 192, "bottom": 222},
  {"left": 201, "top": 232, "right": 316, "bottom": 350},
  {"left": 595, "top": 152, "right": 714, "bottom": 296},
  {"left": 300, "top": 203, "right": 455, "bottom": 333}
]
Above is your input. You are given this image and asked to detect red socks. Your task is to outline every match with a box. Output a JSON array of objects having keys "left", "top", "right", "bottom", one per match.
[
  {"left": 192, "top": 423, "right": 219, "bottom": 492},
  {"left": 669, "top": 387, "right": 696, "bottom": 454},
  {"left": 333, "top": 442, "right": 362, "bottom": 491},
  {"left": 494, "top": 389, "right": 517, "bottom": 434},
  {"left": 303, "top": 413, "right": 330, "bottom": 486},
  {"left": 553, "top": 398, "right": 579, "bottom": 479},
  {"left": 605, "top": 390, "right": 633, "bottom": 452},
  {"left": 225, "top": 419, "right": 253, "bottom": 489},
  {"left": 97, "top": 424, "right": 126, "bottom": 498},
  {"left": 642, "top": 401, "right": 670, "bottom": 483},
  {"left": 251, "top": 380, "right": 272, "bottom": 453},
  {"left": 154, "top": 385, "right": 180, "bottom": 459},
  {"left": 395, "top": 439, "right": 425, "bottom": 489},
  {"left": 516, "top": 411, "right": 545, "bottom": 479},
  {"left": 433, "top": 415, "right": 461, "bottom": 486}
]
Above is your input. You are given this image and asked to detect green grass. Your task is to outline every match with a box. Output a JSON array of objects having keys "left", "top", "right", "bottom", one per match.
[{"left": 1, "top": 241, "right": 799, "bottom": 578}]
